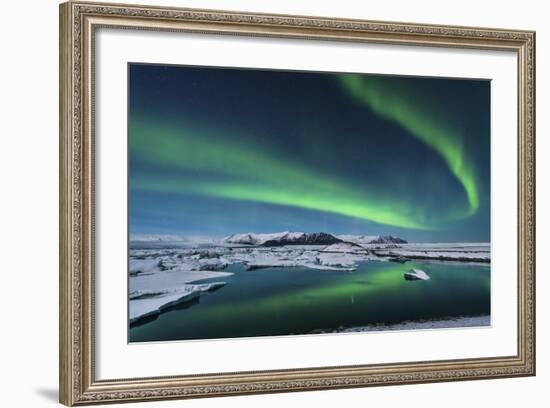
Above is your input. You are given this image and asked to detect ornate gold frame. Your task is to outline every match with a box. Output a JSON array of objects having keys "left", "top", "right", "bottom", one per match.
[{"left": 59, "top": 1, "right": 536, "bottom": 405}]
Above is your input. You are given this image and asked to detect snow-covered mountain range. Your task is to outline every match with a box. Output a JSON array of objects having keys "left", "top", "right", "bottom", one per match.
[
  {"left": 223, "top": 232, "right": 407, "bottom": 246},
  {"left": 339, "top": 234, "right": 408, "bottom": 245}
]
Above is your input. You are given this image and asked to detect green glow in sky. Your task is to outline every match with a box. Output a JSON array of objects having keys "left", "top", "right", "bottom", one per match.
[
  {"left": 131, "top": 120, "right": 434, "bottom": 230},
  {"left": 339, "top": 74, "right": 480, "bottom": 218}
]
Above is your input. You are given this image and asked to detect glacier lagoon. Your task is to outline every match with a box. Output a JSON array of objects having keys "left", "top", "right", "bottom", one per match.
[{"left": 129, "top": 255, "right": 490, "bottom": 343}]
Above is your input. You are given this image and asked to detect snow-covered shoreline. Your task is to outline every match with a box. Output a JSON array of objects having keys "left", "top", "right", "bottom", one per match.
[
  {"left": 370, "top": 243, "right": 490, "bottom": 263},
  {"left": 340, "top": 315, "right": 490, "bottom": 333}
]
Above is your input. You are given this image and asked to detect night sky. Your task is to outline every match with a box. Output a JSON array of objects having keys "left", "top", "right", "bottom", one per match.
[{"left": 129, "top": 63, "right": 490, "bottom": 242}]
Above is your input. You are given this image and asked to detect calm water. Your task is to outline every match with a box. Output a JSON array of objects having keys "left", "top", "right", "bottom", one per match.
[{"left": 129, "top": 261, "right": 490, "bottom": 342}]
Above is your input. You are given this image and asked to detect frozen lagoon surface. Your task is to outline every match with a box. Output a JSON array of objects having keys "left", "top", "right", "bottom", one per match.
[{"left": 128, "top": 239, "right": 490, "bottom": 342}]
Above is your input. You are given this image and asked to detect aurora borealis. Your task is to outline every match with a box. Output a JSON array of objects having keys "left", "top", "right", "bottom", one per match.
[
  {"left": 339, "top": 75, "right": 479, "bottom": 218},
  {"left": 129, "top": 64, "right": 490, "bottom": 242}
]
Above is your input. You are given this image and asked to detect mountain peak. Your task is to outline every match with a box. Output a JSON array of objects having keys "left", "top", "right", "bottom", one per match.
[
  {"left": 224, "top": 231, "right": 343, "bottom": 246},
  {"left": 224, "top": 232, "right": 407, "bottom": 246}
]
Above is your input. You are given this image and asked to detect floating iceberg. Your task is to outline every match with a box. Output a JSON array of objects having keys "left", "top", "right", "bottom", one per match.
[
  {"left": 404, "top": 268, "right": 430, "bottom": 280},
  {"left": 321, "top": 242, "right": 369, "bottom": 254},
  {"left": 129, "top": 281, "right": 227, "bottom": 325},
  {"left": 129, "top": 268, "right": 234, "bottom": 324}
]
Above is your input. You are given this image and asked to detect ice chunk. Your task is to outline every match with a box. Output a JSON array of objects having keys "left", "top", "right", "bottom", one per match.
[
  {"left": 129, "top": 282, "right": 227, "bottom": 324},
  {"left": 321, "top": 242, "right": 369, "bottom": 254},
  {"left": 129, "top": 259, "right": 160, "bottom": 276},
  {"left": 404, "top": 268, "right": 430, "bottom": 280}
]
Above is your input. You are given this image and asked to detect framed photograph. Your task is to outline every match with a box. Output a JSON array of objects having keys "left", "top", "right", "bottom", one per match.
[{"left": 59, "top": 1, "right": 536, "bottom": 405}]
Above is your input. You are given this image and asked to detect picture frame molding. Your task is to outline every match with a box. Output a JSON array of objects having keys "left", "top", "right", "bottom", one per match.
[{"left": 59, "top": 1, "right": 536, "bottom": 405}]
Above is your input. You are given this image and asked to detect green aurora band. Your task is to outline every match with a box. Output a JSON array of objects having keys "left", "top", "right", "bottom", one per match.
[
  {"left": 338, "top": 74, "right": 480, "bottom": 218},
  {"left": 130, "top": 110, "right": 478, "bottom": 230},
  {"left": 131, "top": 120, "right": 432, "bottom": 229},
  {"left": 130, "top": 68, "right": 484, "bottom": 231}
]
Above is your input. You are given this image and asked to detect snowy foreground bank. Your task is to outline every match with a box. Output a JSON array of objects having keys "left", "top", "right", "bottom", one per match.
[
  {"left": 340, "top": 315, "right": 491, "bottom": 333},
  {"left": 129, "top": 269, "right": 233, "bottom": 325},
  {"left": 129, "top": 232, "right": 490, "bottom": 326}
]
